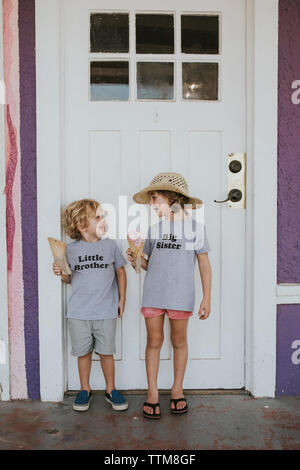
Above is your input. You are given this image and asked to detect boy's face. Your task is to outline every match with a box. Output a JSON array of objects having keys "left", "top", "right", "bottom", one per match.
[
  {"left": 95, "top": 205, "right": 106, "bottom": 237},
  {"left": 148, "top": 191, "right": 170, "bottom": 217},
  {"left": 78, "top": 205, "right": 106, "bottom": 238}
]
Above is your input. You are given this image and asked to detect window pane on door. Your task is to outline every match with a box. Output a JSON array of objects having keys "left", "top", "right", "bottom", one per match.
[
  {"left": 136, "top": 14, "right": 174, "bottom": 54},
  {"left": 90, "top": 13, "right": 129, "bottom": 53},
  {"left": 182, "top": 62, "right": 218, "bottom": 100},
  {"left": 181, "top": 15, "right": 219, "bottom": 54},
  {"left": 90, "top": 61, "right": 129, "bottom": 101},
  {"left": 137, "top": 62, "right": 174, "bottom": 100}
]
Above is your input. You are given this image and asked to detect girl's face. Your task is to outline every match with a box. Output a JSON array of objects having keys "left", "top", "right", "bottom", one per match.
[{"left": 148, "top": 191, "right": 171, "bottom": 217}]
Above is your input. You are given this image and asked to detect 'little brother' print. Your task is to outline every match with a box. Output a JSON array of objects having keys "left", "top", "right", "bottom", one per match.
[
  {"left": 66, "top": 238, "right": 126, "bottom": 320},
  {"left": 74, "top": 254, "right": 110, "bottom": 271}
]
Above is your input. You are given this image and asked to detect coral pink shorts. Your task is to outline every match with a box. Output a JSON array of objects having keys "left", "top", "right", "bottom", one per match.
[{"left": 141, "top": 307, "right": 193, "bottom": 320}]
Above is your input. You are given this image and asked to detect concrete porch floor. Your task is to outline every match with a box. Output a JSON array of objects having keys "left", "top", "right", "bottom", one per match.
[{"left": 0, "top": 392, "right": 299, "bottom": 450}]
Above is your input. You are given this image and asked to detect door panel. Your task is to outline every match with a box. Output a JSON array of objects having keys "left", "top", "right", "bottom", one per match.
[{"left": 63, "top": 0, "right": 246, "bottom": 389}]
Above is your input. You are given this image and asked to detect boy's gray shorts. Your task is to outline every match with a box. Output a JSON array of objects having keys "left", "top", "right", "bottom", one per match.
[{"left": 67, "top": 318, "right": 117, "bottom": 357}]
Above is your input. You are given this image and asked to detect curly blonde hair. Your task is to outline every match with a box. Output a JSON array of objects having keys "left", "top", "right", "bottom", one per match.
[{"left": 62, "top": 199, "right": 100, "bottom": 240}]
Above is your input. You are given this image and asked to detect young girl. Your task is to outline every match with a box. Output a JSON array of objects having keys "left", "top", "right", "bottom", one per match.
[{"left": 127, "top": 172, "right": 212, "bottom": 419}]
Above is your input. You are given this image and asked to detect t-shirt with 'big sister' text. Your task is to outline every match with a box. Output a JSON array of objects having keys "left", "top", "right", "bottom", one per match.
[{"left": 142, "top": 217, "right": 210, "bottom": 312}]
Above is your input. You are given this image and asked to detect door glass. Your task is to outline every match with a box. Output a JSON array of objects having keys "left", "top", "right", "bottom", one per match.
[
  {"left": 90, "top": 13, "right": 129, "bottom": 53},
  {"left": 181, "top": 15, "right": 219, "bottom": 54},
  {"left": 182, "top": 62, "right": 218, "bottom": 100},
  {"left": 137, "top": 62, "right": 174, "bottom": 100},
  {"left": 89, "top": 12, "right": 220, "bottom": 101},
  {"left": 135, "top": 14, "right": 174, "bottom": 54},
  {"left": 90, "top": 61, "right": 129, "bottom": 101}
]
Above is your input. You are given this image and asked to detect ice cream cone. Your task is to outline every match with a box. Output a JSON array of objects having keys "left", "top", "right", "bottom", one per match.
[
  {"left": 48, "top": 237, "right": 71, "bottom": 275},
  {"left": 127, "top": 232, "right": 145, "bottom": 274}
]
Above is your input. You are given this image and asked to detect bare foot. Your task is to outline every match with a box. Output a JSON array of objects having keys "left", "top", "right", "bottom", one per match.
[
  {"left": 171, "top": 388, "right": 186, "bottom": 410},
  {"left": 144, "top": 390, "right": 160, "bottom": 416}
]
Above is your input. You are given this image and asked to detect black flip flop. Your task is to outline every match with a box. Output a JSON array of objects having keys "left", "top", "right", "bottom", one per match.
[
  {"left": 143, "top": 402, "right": 161, "bottom": 419},
  {"left": 170, "top": 398, "right": 188, "bottom": 414}
]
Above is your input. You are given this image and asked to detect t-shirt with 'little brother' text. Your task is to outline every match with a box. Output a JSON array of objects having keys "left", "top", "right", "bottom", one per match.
[{"left": 66, "top": 238, "right": 126, "bottom": 320}]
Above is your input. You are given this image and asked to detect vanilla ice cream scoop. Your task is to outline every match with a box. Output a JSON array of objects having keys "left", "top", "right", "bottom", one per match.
[
  {"left": 127, "top": 231, "right": 145, "bottom": 273},
  {"left": 127, "top": 231, "right": 145, "bottom": 246}
]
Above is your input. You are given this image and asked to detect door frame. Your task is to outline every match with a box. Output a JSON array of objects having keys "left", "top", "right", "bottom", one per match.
[{"left": 35, "top": 0, "right": 278, "bottom": 401}]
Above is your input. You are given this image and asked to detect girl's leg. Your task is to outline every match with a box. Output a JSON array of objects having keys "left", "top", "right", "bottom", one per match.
[
  {"left": 169, "top": 318, "right": 189, "bottom": 410},
  {"left": 99, "top": 354, "right": 115, "bottom": 394},
  {"left": 78, "top": 351, "right": 93, "bottom": 393},
  {"left": 144, "top": 315, "right": 165, "bottom": 415}
]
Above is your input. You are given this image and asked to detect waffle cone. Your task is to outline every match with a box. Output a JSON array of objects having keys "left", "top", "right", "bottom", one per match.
[
  {"left": 48, "top": 237, "right": 71, "bottom": 275},
  {"left": 127, "top": 235, "right": 145, "bottom": 273}
]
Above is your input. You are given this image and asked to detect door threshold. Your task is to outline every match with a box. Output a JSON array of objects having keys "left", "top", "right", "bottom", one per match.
[{"left": 65, "top": 388, "right": 249, "bottom": 396}]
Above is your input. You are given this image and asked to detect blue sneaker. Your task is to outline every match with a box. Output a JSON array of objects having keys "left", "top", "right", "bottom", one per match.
[
  {"left": 105, "top": 389, "right": 128, "bottom": 411},
  {"left": 73, "top": 390, "right": 92, "bottom": 411}
]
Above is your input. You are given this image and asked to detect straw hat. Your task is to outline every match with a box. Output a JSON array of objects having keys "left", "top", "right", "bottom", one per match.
[{"left": 133, "top": 172, "right": 203, "bottom": 209}]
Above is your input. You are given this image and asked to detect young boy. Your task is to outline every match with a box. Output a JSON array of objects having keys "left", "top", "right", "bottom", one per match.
[{"left": 52, "top": 198, "right": 128, "bottom": 412}]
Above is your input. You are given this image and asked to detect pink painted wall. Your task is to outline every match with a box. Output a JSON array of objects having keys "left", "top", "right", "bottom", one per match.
[{"left": 3, "top": 0, "right": 27, "bottom": 399}]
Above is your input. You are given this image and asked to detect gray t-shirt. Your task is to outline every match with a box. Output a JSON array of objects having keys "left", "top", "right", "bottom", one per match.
[
  {"left": 142, "top": 217, "right": 211, "bottom": 312},
  {"left": 66, "top": 238, "right": 126, "bottom": 320}
]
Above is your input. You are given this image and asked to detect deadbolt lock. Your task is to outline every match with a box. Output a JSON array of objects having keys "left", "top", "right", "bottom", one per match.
[{"left": 229, "top": 160, "right": 242, "bottom": 173}]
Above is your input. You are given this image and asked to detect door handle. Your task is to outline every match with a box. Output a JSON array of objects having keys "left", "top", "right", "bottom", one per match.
[
  {"left": 214, "top": 153, "right": 246, "bottom": 208},
  {"left": 214, "top": 188, "right": 243, "bottom": 204}
]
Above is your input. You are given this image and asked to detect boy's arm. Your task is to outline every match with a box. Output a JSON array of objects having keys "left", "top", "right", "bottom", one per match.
[
  {"left": 61, "top": 274, "right": 71, "bottom": 284},
  {"left": 53, "top": 263, "right": 71, "bottom": 284},
  {"left": 116, "top": 266, "right": 126, "bottom": 302},
  {"left": 197, "top": 253, "right": 212, "bottom": 319}
]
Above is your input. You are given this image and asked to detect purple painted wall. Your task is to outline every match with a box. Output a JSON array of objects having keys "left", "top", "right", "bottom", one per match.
[
  {"left": 19, "top": 0, "right": 40, "bottom": 399},
  {"left": 277, "top": 0, "right": 300, "bottom": 283},
  {"left": 276, "top": 0, "right": 300, "bottom": 396},
  {"left": 276, "top": 305, "right": 300, "bottom": 396}
]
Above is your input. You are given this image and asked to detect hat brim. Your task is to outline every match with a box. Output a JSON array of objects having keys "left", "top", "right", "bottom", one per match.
[{"left": 133, "top": 184, "right": 203, "bottom": 209}]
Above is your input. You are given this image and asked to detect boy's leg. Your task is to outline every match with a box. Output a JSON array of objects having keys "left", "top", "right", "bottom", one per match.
[
  {"left": 99, "top": 354, "right": 115, "bottom": 394},
  {"left": 68, "top": 319, "right": 94, "bottom": 393},
  {"left": 78, "top": 351, "right": 93, "bottom": 393},
  {"left": 93, "top": 319, "right": 117, "bottom": 394},
  {"left": 169, "top": 318, "right": 189, "bottom": 410},
  {"left": 144, "top": 315, "right": 165, "bottom": 416}
]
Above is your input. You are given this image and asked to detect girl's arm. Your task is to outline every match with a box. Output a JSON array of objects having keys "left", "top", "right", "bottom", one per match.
[
  {"left": 126, "top": 249, "right": 149, "bottom": 271},
  {"left": 197, "top": 253, "right": 212, "bottom": 319},
  {"left": 141, "top": 253, "right": 149, "bottom": 271}
]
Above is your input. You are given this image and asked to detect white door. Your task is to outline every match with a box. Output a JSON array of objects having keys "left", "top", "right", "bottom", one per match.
[{"left": 63, "top": 0, "right": 246, "bottom": 390}]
